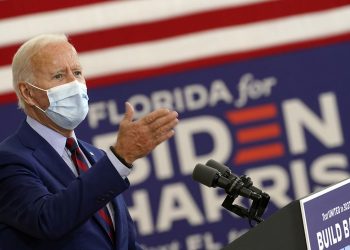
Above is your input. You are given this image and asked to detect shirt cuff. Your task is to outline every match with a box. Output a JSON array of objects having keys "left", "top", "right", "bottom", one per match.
[{"left": 106, "top": 148, "right": 132, "bottom": 178}]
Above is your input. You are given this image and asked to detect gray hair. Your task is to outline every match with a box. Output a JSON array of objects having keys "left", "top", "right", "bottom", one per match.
[{"left": 12, "top": 34, "right": 69, "bottom": 109}]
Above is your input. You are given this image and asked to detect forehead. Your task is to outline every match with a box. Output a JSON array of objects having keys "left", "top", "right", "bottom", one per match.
[{"left": 31, "top": 42, "right": 81, "bottom": 73}]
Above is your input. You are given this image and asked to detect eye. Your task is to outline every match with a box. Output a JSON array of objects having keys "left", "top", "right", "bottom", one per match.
[
  {"left": 54, "top": 73, "right": 63, "bottom": 80},
  {"left": 74, "top": 70, "right": 83, "bottom": 77}
]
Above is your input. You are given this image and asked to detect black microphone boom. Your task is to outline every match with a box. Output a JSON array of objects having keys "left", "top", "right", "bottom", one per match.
[
  {"left": 192, "top": 160, "right": 270, "bottom": 226},
  {"left": 192, "top": 163, "right": 260, "bottom": 200},
  {"left": 206, "top": 159, "right": 264, "bottom": 196}
]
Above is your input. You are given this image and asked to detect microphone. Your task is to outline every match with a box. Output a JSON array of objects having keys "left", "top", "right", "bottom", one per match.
[
  {"left": 192, "top": 160, "right": 270, "bottom": 225},
  {"left": 206, "top": 159, "right": 239, "bottom": 179},
  {"left": 206, "top": 159, "right": 263, "bottom": 195},
  {"left": 192, "top": 163, "right": 260, "bottom": 200},
  {"left": 192, "top": 163, "right": 223, "bottom": 187}
]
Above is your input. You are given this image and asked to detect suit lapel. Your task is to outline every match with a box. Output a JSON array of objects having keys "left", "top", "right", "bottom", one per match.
[
  {"left": 112, "top": 196, "right": 131, "bottom": 250},
  {"left": 111, "top": 197, "right": 123, "bottom": 250},
  {"left": 17, "top": 121, "right": 76, "bottom": 186},
  {"left": 78, "top": 141, "right": 100, "bottom": 165},
  {"left": 33, "top": 144, "right": 76, "bottom": 185}
]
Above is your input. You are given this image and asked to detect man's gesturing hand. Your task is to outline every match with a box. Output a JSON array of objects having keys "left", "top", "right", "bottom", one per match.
[{"left": 113, "top": 102, "right": 179, "bottom": 165}]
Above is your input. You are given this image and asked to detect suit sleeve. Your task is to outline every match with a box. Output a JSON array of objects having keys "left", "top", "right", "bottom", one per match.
[{"left": 0, "top": 151, "right": 129, "bottom": 240}]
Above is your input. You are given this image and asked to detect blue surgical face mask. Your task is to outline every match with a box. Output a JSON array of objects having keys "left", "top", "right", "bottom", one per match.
[{"left": 26, "top": 80, "right": 89, "bottom": 130}]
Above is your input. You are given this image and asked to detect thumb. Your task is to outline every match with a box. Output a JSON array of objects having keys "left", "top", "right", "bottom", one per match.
[{"left": 123, "top": 102, "right": 134, "bottom": 122}]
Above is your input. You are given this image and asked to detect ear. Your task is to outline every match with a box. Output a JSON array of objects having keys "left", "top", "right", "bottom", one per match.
[{"left": 18, "top": 82, "right": 36, "bottom": 106}]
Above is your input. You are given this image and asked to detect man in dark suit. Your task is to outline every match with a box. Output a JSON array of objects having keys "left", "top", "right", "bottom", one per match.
[{"left": 0, "top": 34, "right": 178, "bottom": 250}]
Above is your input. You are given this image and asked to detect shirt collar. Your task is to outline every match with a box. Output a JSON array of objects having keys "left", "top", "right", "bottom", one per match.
[{"left": 26, "top": 116, "right": 77, "bottom": 157}]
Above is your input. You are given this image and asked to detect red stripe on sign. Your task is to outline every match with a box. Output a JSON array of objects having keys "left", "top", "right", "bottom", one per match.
[
  {"left": 85, "top": 32, "right": 350, "bottom": 89},
  {"left": 1, "top": 1, "right": 350, "bottom": 66},
  {"left": 71, "top": 1, "right": 350, "bottom": 53},
  {"left": 0, "top": 93, "right": 17, "bottom": 105},
  {"left": 0, "top": 46, "right": 19, "bottom": 67},
  {"left": 234, "top": 143, "right": 285, "bottom": 165},
  {"left": 226, "top": 104, "right": 278, "bottom": 125},
  {"left": 2, "top": 32, "right": 350, "bottom": 105},
  {"left": 0, "top": 0, "right": 113, "bottom": 19},
  {"left": 1, "top": 0, "right": 348, "bottom": 20},
  {"left": 237, "top": 123, "right": 281, "bottom": 143}
]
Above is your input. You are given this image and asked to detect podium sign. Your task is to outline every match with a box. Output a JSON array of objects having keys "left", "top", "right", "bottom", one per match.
[{"left": 300, "top": 179, "right": 350, "bottom": 250}]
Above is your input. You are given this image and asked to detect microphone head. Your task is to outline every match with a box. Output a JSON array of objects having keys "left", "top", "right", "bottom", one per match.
[
  {"left": 206, "top": 159, "right": 230, "bottom": 174},
  {"left": 192, "top": 163, "right": 220, "bottom": 187}
]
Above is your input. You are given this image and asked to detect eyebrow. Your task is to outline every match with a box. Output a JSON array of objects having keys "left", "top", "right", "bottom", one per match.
[{"left": 51, "top": 66, "right": 82, "bottom": 74}]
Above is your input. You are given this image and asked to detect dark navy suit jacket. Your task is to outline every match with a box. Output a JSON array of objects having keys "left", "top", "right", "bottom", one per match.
[{"left": 0, "top": 121, "right": 142, "bottom": 250}]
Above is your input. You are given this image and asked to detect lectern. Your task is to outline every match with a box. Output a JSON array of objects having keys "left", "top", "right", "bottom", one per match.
[{"left": 222, "top": 178, "right": 350, "bottom": 250}]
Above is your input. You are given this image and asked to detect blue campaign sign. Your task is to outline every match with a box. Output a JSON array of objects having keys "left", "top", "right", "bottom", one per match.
[
  {"left": 1, "top": 39, "right": 350, "bottom": 249},
  {"left": 300, "top": 179, "right": 350, "bottom": 250},
  {"left": 78, "top": 41, "right": 350, "bottom": 248},
  {"left": 1, "top": 2, "right": 350, "bottom": 249}
]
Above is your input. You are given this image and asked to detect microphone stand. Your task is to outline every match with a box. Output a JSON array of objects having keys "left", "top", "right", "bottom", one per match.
[{"left": 221, "top": 175, "right": 270, "bottom": 227}]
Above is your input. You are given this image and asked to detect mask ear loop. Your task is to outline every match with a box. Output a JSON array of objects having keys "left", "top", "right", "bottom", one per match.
[
  {"left": 25, "top": 82, "right": 48, "bottom": 113},
  {"left": 25, "top": 82, "right": 47, "bottom": 92}
]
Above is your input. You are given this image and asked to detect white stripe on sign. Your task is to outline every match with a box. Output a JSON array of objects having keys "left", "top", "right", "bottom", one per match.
[
  {"left": 0, "top": 0, "right": 270, "bottom": 47},
  {"left": 1, "top": 5, "right": 349, "bottom": 94}
]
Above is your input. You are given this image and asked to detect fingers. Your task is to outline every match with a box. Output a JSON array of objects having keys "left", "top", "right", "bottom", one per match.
[
  {"left": 138, "top": 109, "right": 178, "bottom": 146},
  {"left": 154, "top": 117, "right": 178, "bottom": 136},
  {"left": 152, "top": 112, "right": 178, "bottom": 144},
  {"left": 142, "top": 108, "right": 172, "bottom": 125},
  {"left": 144, "top": 109, "right": 178, "bottom": 139},
  {"left": 149, "top": 110, "right": 178, "bottom": 131},
  {"left": 154, "top": 129, "right": 175, "bottom": 144},
  {"left": 123, "top": 102, "right": 134, "bottom": 122}
]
